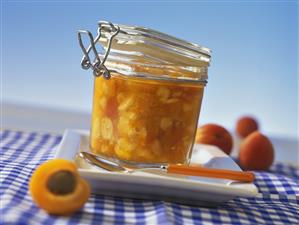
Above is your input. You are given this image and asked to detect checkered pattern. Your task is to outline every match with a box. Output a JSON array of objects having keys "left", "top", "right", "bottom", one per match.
[{"left": 1, "top": 129, "right": 298, "bottom": 224}]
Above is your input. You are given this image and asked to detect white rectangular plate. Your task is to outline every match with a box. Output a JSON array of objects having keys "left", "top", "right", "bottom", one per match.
[{"left": 54, "top": 129, "right": 258, "bottom": 206}]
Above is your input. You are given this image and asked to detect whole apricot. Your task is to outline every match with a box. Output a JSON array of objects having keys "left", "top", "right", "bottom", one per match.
[
  {"left": 236, "top": 116, "right": 259, "bottom": 138},
  {"left": 239, "top": 131, "right": 274, "bottom": 170},
  {"left": 196, "top": 124, "right": 233, "bottom": 155}
]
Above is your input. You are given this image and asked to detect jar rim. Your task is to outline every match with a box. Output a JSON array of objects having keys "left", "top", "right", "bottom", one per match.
[
  {"left": 101, "top": 53, "right": 208, "bottom": 84},
  {"left": 106, "top": 63, "right": 208, "bottom": 86}
]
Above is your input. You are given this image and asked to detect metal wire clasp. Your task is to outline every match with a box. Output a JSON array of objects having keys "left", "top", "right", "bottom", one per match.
[{"left": 77, "top": 21, "right": 120, "bottom": 79}]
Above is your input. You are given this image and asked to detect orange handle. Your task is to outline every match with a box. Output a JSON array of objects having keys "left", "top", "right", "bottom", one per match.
[{"left": 167, "top": 164, "right": 255, "bottom": 183}]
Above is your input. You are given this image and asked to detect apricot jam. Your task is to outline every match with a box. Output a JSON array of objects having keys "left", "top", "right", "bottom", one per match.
[{"left": 90, "top": 74, "right": 204, "bottom": 163}]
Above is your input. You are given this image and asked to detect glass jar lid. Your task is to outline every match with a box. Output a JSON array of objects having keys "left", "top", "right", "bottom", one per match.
[{"left": 78, "top": 21, "right": 211, "bottom": 83}]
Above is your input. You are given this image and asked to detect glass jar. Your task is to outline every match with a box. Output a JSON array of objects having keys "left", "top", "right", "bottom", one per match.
[{"left": 78, "top": 21, "right": 211, "bottom": 164}]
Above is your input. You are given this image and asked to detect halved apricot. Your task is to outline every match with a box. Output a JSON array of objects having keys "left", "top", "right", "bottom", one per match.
[{"left": 29, "top": 159, "right": 90, "bottom": 215}]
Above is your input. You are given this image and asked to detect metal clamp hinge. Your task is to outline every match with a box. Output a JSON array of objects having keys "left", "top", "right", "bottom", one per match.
[{"left": 77, "top": 21, "right": 120, "bottom": 79}]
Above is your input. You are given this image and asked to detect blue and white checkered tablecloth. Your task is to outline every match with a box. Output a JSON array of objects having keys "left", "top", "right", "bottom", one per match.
[{"left": 0, "top": 129, "right": 298, "bottom": 225}]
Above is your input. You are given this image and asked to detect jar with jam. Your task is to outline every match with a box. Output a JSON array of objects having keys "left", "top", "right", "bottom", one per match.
[{"left": 78, "top": 21, "right": 211, "bottom": 164}]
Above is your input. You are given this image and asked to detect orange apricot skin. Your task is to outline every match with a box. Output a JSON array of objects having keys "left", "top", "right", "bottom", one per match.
[
  {"left": 236, "top": 116, "right": 259, "bottom": 138},
  {"left": 239, "top": 131, "right": 274, "bottom": 171},
  {"left": 196, "top": 124, "right": 233, "bottom": 155},
  {"left": 29, "top": 159, "right": 90, "bottom": 215}
]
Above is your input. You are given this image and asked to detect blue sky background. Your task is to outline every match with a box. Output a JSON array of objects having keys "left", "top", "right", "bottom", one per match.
[{"left": 2, "top": 1, "right": 298, "bottom": 137}]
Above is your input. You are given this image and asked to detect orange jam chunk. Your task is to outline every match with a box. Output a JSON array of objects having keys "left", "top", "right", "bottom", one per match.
[{"left": 90, "top": 74, "right": 204, "bottom": 163}]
